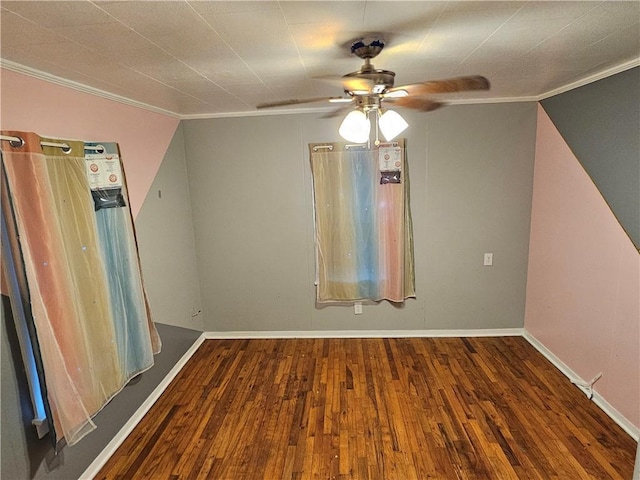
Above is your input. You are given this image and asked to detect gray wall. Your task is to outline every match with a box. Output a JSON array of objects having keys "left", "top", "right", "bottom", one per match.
[
  {"left": 541, "top": 67, "right": 640, "bottom": 249},
  {"left": 183, "top": 102, "right": 537, "bottom": 332},
  {"left": 135, "top": 123, "right": 204, "bottom": 331}
]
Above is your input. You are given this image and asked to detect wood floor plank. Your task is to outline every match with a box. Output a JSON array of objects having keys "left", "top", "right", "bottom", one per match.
[{"left": 96, "top": 337, "right": 637, "bottom": 479}]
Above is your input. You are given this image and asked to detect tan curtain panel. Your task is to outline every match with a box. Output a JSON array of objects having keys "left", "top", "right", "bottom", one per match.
[{"left": 309, "top": 140, "right": 415, "bottom": 303}]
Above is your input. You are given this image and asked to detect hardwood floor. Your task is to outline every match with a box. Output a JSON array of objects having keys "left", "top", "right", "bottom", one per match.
[{"left": 96, "top": 337, "right": 636, "bottom": 479}]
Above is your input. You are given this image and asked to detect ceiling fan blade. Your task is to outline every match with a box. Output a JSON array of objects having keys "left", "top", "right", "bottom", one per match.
[
  {"left": 343, "top": 76, "right": 375, "bottom": 93},
  {"left": 315, "top": 75, "right": 374, "bottom": 93},
  {"left": 389, "top": 75, "right": 490, "bottom": 96},
  {"left": 321, "top": 102, "right": 355, "bottom": 118},
  {"left": 385, "top": 96, "right": 444, "bottom": 112},
  {"left": 256, "top": 96, "right": 346, "bottom": 109}
]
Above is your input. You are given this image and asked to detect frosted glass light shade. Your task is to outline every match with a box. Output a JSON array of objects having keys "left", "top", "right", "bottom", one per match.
[
  {"left": 339, "top": 110, "right": 371, "bottom": 143},
  {"left": 379, "top": 110, "right": 408, "bottom": 141}
]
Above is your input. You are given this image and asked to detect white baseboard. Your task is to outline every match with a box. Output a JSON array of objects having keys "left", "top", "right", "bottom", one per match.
[
  {"left": 523, "top": 330, "right": 639, "bottom": 442},
  {"left": 204, "top": 328, "right": 524, "bottom": 339},
  {"left": 79, "top": 333, "right": 206, "bottom": 480}
]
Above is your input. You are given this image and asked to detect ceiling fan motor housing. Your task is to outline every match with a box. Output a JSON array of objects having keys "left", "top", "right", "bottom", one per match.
[
  {"left": 354, "top": 95, "right": 381, "bottom": 112},
  {"left": 343, "top": 68, "right": 396, "bottom": 94}
]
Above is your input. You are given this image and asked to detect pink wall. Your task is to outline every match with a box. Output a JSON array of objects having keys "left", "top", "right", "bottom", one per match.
[
  {"left": 0, "top": 68, "right": 179, "bottom": 218},
  {"left": 525, "top": 105, "right": 639, "bottom": 430}
]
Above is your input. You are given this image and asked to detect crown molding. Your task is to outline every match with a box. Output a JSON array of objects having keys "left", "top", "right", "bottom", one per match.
[
  {"left": 179, "top": 95, "right": 542, "bottom": 120},
  {"left": 449, "top": 95, "right": 539, "bottom": 105},
  {"left": 537, "top": 57, "right": 640, "bottom": 101},
  {"left": 179, "top": 105, "right": 339, "bottom": 120},
  {"left": 0, "top": 59, "right": 181, "bottom": 119},
  {"left": 3, "top": 57, "right": 638, "bottom": 120}
]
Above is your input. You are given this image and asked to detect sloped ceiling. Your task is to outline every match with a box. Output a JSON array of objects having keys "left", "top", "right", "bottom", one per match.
[{"left": 1, "top": 1, "right": 639, "bottom": 118}]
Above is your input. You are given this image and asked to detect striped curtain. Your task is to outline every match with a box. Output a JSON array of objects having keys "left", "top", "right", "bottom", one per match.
[
  {"left": 86, "top": 142, "right": 160, "bottom": 377},
  {"left": 309, "top": 140, "right": 415, "bottom": 303},
  {"left": 1, "top": 131, "right": 160, "bottom": 446}
]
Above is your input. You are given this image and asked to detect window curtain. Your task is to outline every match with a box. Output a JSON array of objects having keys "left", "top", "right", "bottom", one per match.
[
  {"left": 309, "top": 140, "right": 415, "bottom": 303},
  {"left": 1, "top": 131, "right": 160, "bottom": 446}
]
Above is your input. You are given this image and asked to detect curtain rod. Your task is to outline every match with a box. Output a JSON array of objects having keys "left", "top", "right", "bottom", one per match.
[
  {"left": 0, "top": 134, "right": 104, "bottom": 152},
  {"left": 312, "top": 142, "right": 398, "bottom": 152}
]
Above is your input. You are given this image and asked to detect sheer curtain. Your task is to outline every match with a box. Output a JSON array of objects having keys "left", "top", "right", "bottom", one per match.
[
  {"left": 86, "top": 141, "right": 160, "bottom": 378},
  {"left": 309, "top": 140, "right": 415, "bottom": 303},
  {"left": 1, "top": 131, "right": 160, "bottom": 446}
]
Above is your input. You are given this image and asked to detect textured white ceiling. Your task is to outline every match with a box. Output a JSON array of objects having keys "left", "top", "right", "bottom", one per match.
[{"left": 1, "top": 1, "right": 639, "bottom": 118}]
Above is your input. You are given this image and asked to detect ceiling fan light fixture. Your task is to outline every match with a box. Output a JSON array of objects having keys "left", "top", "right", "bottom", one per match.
[
  {"left": 379, "top": 109, "right": 408, "bottom": 141},
  {"left": 339, "top": 110, "right": 371, "bottom": 143}
]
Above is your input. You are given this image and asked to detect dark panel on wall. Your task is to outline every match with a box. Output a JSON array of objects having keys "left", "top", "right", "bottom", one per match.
[{"left": 541, "top": 67, "right": 640, "bottom": 249}]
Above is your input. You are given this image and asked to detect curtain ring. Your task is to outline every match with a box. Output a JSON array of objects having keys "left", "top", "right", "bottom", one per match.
[
  {"left": 61, "top": 144, "right": 72, "bottom": 154},
  {"left": 84, "top": 144, "right": 106, "bottom": 154},
  {"left": 9, "top": 137, "right": 25, "bottom": 148},
  {"left": 312, "top": 145, "right": 334, "bottom": 152}
]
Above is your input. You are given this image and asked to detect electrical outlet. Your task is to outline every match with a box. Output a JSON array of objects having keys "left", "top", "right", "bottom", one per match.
[
  {"left": 354, "top": 302, "right": 363, "bottom": 315},
  {"left": 483, "top": 253, "right": 493, "bottom": 266}
]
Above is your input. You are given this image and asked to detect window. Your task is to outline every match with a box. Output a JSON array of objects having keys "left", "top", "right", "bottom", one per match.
[{"left": 309, "top": 140, "right": 415, "bottom": 303}]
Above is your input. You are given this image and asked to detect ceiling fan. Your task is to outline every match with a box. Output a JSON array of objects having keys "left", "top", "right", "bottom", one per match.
[{"left": 256, "top": 36, "right": 491, "bottom": 126}]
